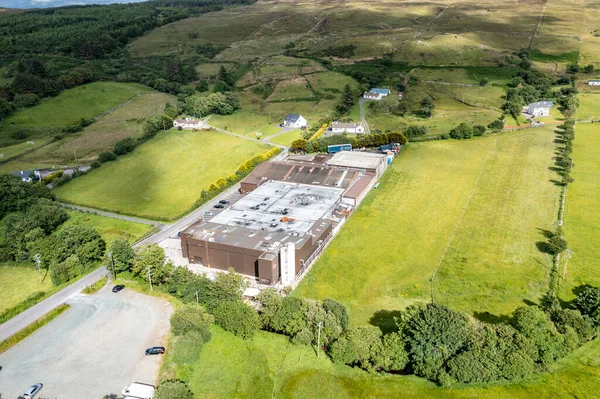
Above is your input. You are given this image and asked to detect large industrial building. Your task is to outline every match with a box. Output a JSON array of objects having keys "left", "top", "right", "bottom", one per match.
[{"left": 180, "top": 151, "right": 390, "bottom": 286}]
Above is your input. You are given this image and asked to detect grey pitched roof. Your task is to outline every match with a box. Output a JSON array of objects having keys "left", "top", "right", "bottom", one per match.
[
  {"left": 332, "top": 122, "right": 360, "bottom": 129},
  {"left": 530, "top": 101, "right": 553, "bottom": 108},
  {"left": 370, "top": 88, "right": 390, "bottom": 94},
  {"left": 10, "top": 170, "right": 32, "bottom": 178},
  {"left": 284, "top": 114, "right": 302, "bottom": 122}
]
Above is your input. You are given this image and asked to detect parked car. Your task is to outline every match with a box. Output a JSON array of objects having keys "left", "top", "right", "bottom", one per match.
[
  {"left": 177, "top": 231, "right": 181, "bottom": 237},
  {"left": 203, "top": 211, "right": 213, "bottom": 216},
  {"left": 112, "top": 284, "right": 125, "bottom": 293},
  {"left": 23, "top": 383, "right": 43, "bottom": 399},
  {"left": 145, "top": 346, "right": 166, "bottom": 355},
  {"left": 213, "top": 204, "right": 225, "bottom": 209},
  {"left": 219, "top": 199, "right": 229, "bottom": 205}
]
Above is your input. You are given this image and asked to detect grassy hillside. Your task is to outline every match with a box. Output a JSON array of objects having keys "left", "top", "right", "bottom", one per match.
[
  {"left": 0, "top": 265, "right": 54, "bottom": 313},
  {"left": 60, "top": 211, "right": 154, "bottom": 244},
  {"left": 296, "top": 128, "right": 559, "bottom": 324},
  {"left": 54, "top": 130, "right": 271, "bottom": 220},
  {"left": 0, "top": 92, "right": 175, "bottom": 170},
  {"left": 0, "top": 82, "right": 152, "bottom": 140}
]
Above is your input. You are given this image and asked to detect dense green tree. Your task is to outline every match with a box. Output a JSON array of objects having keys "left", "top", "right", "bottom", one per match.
[
  {"left": 575, "top": 287, "right": 600, "bottom": 327},
  {"left": 420, "top": 97, "right": 435, "bottom": 118},
  {"left": 512, "top": 306, "right": 566, "bottom": 364},
  {"left": 154, "top": 380, "right": 193, "bottom": 399},
  {"left": 323, "top": 299, "right": 349, "bottom": 331},
  {"left": 203, "top": 269, "right": 247, "bottom": 310},
  {"left": 108, "top": 238, "right": 135, "bottom": 273},
  {"left": 449, "top": 122, "right": 473, "bottom": 140},
  {"left": 373, "top": 332, "right": 409, "bottom": 372},
  {"left": 0, "top": 174, "right": 54, "bottom": 219},
  {"left": 183, "top": 93, "right": 240, "bottom": 117},
  {"left": 547, "top": 234, "right": 568, "bottom": 255},
  {"left": 113, "top": 138, "right": 136, "bottom": 155},
  {"left": 402, "top": 303, "right": 473, "bottom": 383},
  {"left": 218, "top": 65, "right": 234, "bottom": 86},
  {"left": 55, "top": 225, "right": 106, "bottom": 265},
  {"left": 473, "top": 125, "right": 486, "bottom": 136},
  {"left": 404, "top": 125, "right": 428, "bottom": 139},
  {"left": 213, "top": 300, "right": 261, "bottom": 339},
  {"left": 256, "top": 288, "right": 283, "bottom": 328},
  {"left": 98, "top": 151, "right": 117, "bottom": 163},
  {"left": 132, "top": 244, "right": 171, "bottom": 284},
  {"left": 270, "top": 296, "right": 307, "bottom": 336},
  {"left": 170, "top": 304, "right": 214, "bottom": 340}
]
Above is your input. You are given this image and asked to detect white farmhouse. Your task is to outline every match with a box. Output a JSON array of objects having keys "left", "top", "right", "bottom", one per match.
[
  {"left": 331, "top": 122, "right": 366, "bottom": 134},
  {"left": 588, "top": 80, "right": 600, "bottom": 86},
  {"left": 363, "top": 91, "right": 382, "bottom": 100},
  {"left": 283, "top": 114, "right": 307, "bottom": 128},
  {"left": 528, "top": 101, "right": 553, "bottom": 117},
  {"left": 173, "top": 117, "right": 204, "bottom": 129}
]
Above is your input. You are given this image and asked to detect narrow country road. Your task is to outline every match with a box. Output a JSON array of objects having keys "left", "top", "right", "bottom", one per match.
[
  {"left": 59, "top": 203, "right": 163, "bottom": 227},
  {"left": 359, "top": 98, "right": 371, "bottom": 134},
  {"left": 0, "top": 267, "right": 107, "bottom": 342}
]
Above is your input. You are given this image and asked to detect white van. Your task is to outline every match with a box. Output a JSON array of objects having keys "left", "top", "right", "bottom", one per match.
[{"left": 122, "top": 382, "right": 155, "bottom": 399}]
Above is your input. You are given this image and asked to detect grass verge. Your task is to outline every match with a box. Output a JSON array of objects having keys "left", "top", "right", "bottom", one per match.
[
  {"left": 81, "top": 276, "right": 107, "bottom": 294},
  {"left": 0, "top": 303, "right": 70, "bottom": 355}
]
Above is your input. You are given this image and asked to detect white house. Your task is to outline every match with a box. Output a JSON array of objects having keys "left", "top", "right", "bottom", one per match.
[
  {"left": 331, "top": 122, "right": 366, "bottom": 134},
  {"left": 283, "top": 114, "right": 307, "bottom": 128},
  {"left": 173, "top": 117, "right": 204, "bottom": 129},
  {"left": 588, "top": 80, "right": 600, "bottom": 86},
  {"left": 363, "top": 91, "right": 382, "bottom": 100},
  {"left": 370, "top": 88, "right": 390, "bottom": 97},
  {"left": 10, "top": 169, "right": 40, "bottom": 182},
  {"left": 528, "top": 101, "right": 553, "bottom": 117}
]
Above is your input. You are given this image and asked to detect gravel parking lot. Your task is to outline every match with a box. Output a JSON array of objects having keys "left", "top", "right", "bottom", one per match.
[{"left": 0, "top": 286, "right": 173, "bottom": 399}]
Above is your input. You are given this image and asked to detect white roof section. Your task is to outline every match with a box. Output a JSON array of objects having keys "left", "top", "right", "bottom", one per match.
[
  {"left": 332, "top": 122, "right": 361, "bottom": 129},
  {"left": 326, "top": 151, "right": 387, "bottom": 170},
  {"left": 210, "top": 181, "right": 344, "bottom": 235},
  {"left": 122, "top": 382, "right": 155, "bottom": 399}
]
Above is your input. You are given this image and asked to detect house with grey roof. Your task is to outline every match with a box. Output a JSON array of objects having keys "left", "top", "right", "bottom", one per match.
[
  {"left": 331, "top": 121, "right": 365, "bottom": 134},
  {"left": 527, "top": 101, "right": 553, "bottom": 117},
  {"left": 283, "top": 114, "right": 307, "bottom": 128},
  {"left": 173, "top": 117, "right": 204, "bottom": 129},
  {"left": 10, "top": 169, "right": 39, "bottom": 183}
]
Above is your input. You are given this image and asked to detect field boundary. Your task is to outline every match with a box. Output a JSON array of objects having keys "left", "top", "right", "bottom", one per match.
[{"left": 430, "top": 135, "right": 499, "bottom": 302}]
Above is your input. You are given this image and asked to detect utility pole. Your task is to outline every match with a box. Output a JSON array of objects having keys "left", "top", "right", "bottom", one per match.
[
  {"left": 108, "top": 251, "right": 116, "bottom": 280},
  {"left": 34, "top": 253, "right": 42, "bottom": 283},
  {"left": 147, "top": 266, "right": 153, "bottom": 292},
  {"left": 195, "top": 290, "right": 199, "bottom": 307},
  {"left": 73, "top": 149, "right": 78, "bottom": 164},
  {"left": 316, "top": 321, "right": 323, "bottom": 357}
]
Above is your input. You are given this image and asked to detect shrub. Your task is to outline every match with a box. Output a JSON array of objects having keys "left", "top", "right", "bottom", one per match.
[
  {"left": 449, "top": 122, "right": 473, "bottom": 140},
  {"left": 547, "top": 234, "right": 568, "bottom": 255},
  {"left": 11, "top": 130, "right": 28, "bottom": 140},
  {"left": 98, "top": 151, "right": 117, "bottom": 163},
  {"left": 473, "top": 125, "right": 486, "bottom": 136},
  {"left": 512, "top": 306, "right": 566, "bottom": 364},
  {"left": 170, "top": 304, "right": 214, "bottom": 339},
  {"left": 575, "top": 287, "right": 600, "bottom": 327},
  {"left": 113, "top": 137, "right": 136, "bottom": 155},
  {"left": 328, "top": 326, "right": 383, "bottom": 372},
  {"left": 91, "top": 161, "right": 102, "bottom": 169},
  {"left": 154, "top": 380, "right": 193, "bottom": 399},
  {"left": 213, "top": 300, "right": 261, "bottom": 339}
]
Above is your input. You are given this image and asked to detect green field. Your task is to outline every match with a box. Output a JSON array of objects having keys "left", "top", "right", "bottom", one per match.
[
  {"left": 575, "top": 93, "right": 600, "bottom": 121},
  {"left": 60, "top": 210, "right": 154, "bottom": 243},
  {"left": 561, "top": 122, "right": 600, "bottom": 300},
  {"left": 296, "top": 128, "right": 559, "bottom": 324},
  {"left": 54, "top": 130, "right": 271, "bottom": 220},
  {"left": 0, "top": 265, "right": 54, "bottom": 313},
  {"left": 0, "top": 92, "right": 175, "bottom": 168},
  {"left": 268, "top": 129, "right": 303, "bottom": 146},
  {"left": 163, "top": 324, "right": 600, "bottom": 399},
  {"left": 0, "top": 139, "right": 51, "bottom": 163},
  {"left": 0, "top": 82, "right": 152, "bottom": 142}
]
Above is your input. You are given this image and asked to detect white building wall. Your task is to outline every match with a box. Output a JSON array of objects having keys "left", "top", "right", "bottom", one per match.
[{"left": 280, "top": 242, "right": 296, "bottom": 286}]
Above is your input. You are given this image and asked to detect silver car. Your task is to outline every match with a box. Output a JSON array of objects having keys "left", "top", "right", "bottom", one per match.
[{"left": 23, "top": 383, "right": 43, "bottom": 399}]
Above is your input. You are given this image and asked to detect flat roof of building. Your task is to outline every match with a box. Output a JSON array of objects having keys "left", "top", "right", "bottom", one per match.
[
  {"left": 211, "top": 181, "right": 344, "bottom": 236},
  {"left": 344, "top": 174, "right": 375, "bottom": 200},
  {"left": 326, "top": 151, "right": 387, "bottom": 170},
  {"left": 242, "top": 161, "right": 360, "bottom": 189}
]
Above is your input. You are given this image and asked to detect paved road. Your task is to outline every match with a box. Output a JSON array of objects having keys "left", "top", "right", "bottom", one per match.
[
  {"left": 59, "top": 203, "right": 163, "bottom": 227},
  {"left": 0, "top": 267, "right": 107, "bottom": 342},
  {"left": 0, "top": 288, "right": 173, "bottom": 399}
]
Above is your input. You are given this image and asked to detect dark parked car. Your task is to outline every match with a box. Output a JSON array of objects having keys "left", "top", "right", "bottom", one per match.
[
  {"left": 213, "top": 204, "right": 225, "bottom": 209},
  {"left": 112, "top": 284, "right": 125, "bottom": 293},
  {"left": 145, "top": 346, "right": 165, "bottom": 355},
  {"left": 219, "top": 199, "right": 229, "bottom": 205},
  {"left": 23, "top": 383, "right": 43, "bottom": 399}
]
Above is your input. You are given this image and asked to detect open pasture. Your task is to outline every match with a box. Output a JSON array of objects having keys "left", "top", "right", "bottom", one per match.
[
  {"left": 1, "top": 92, "right": 174, "bottom": 166},
  {"left": 0, "top": 265, "right": 54, "bottom": 314},
  {"left": 53, "top": 130, "right": 271, "bottom": 220},
  {"left": 0, "top": 83, "right": 152, "bottom": 143},
  {"left": 561, "top": 122, "right": 600, "bottom": 300},
  {"left": 296, "top": 127, "right": 558, "bottom": 324}
]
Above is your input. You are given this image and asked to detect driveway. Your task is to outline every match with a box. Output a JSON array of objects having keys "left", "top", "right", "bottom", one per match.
[{"left": 0, "top": 287, "right": 173, "bottom": 399}]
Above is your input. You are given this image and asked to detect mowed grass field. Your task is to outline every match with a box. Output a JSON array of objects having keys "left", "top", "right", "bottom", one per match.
[
  {"left": 164, "top": 325, "right": 600, "bottom": 399},
  {"left": 0, "top": 82, "right": 152, "bottom": 139},
  {"left": 0, "top": 265, "right": 54, "bottom": 313},
  {"left": 54, "top": 130, "right": 271, "bottom": 220},
  {"left": 561, "top": 122, "right": 600, "bottom": 300},
  {"left": 296, "top": 128, "right": 559, "bottom": 324},
  {"left": 60, "top": 211, "right": 154, "bottom": 244}
]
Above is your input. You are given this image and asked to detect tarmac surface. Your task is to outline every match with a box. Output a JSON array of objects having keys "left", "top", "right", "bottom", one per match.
[{"left": 0, "top": 286, "right": 172, "bottom": 399}]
